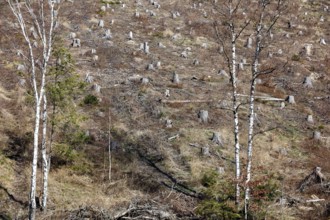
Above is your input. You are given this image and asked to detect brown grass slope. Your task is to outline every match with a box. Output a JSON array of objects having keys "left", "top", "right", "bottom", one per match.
[{"left": 0, "top": 0, "right": 329, "bottom": 219}]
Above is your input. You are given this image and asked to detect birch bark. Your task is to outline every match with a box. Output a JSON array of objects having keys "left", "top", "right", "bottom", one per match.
[{"left": 6, "top": 1, "right": 58, "bottom": 219}]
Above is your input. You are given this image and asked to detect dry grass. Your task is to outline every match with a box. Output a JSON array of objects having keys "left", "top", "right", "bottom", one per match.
[{"left": 0, "top": 0, "right": 329, "bottom": 219}]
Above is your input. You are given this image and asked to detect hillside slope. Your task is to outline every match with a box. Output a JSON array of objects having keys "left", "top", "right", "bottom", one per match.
[{"left": 0, "top": 0, "right": 329, "bottom": 219}]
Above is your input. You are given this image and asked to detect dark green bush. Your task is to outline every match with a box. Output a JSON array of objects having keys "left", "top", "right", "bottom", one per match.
[
  {"left": 196, "top": 170, "right": 240, "bottom": 219},
  {"left": 291, "top": 54, "right": 300, "bottom": 61},
  {"left": 83, "top": 94, "right": 98, "bottom": 105}
]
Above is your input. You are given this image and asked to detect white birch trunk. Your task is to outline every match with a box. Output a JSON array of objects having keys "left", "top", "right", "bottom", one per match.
[
  {"left": 244, "top": 7, "right": 264, "bottom": 220},
  {"left": 29, "top": 99, "right": 41, "bottom": 220},
  {"left": 229, "top": 5, "right": 241, "bottom": 205},
  {"left": 108, "top": 108, "right": 112, "bottom": 182},
  {"left": 41, "top": 95, "right": 49, "bottom": 211},
  {"left": 6, "top": 1, "right": 58, "bottom": 218}
]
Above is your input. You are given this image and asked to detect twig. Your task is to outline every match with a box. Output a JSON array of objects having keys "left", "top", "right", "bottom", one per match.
[
  {"left": 306, "top": 199, "right": 325, "bottom": 203},
  {"left": 168, "top": 134, "right": 179, "bottom": 141}
]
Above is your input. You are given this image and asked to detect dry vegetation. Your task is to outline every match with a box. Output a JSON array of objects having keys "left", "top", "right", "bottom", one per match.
[{"left": 0, "top": 0, "right": 329, "bottom": 219}]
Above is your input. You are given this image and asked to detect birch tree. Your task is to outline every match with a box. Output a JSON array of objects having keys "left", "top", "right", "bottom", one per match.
[
  {"left": 6, "top": 0, "right": 59, "bottom": 219},
  {"left": 213, "top": 0, "right": 250, "bottom": 206},
  {"left": 244, "top": 1, "right": 286, "bottom": 218}
]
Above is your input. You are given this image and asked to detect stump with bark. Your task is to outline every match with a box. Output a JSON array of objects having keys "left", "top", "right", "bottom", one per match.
[
  {"left": 286, "top": 95, "right": 295, "bottom": 104},
  {"left": 298, "top": 167, "right": 326, "bottom": 192},
  {"left": 172, "top": 72, "right": 180, "bottom": 84},
  {"left": 72, "top": 38, "right": 81, "bottom": 47},
  {"left": 198, "top": 110, "right": 208, "bottom": 123},
  {"left": 201, "top": 146, "right": 210, "bottom": 156},
  {"left": 313, "top": 131, "right": 321, "bottom": 140},
  {"left": 307, "top": 115, "right": 314, "bottom": 123},
  {"left": 303, "top": 76, "right": 313, "bottom": 88},
  {"left": 211, "top": 132, "right": 223, "bottom": 146}
]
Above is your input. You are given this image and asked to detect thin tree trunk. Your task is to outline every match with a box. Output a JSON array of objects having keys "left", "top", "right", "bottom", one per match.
[
  {"left": 244, "top": 7, "right": 264, "bottom": 219},
  {"left": 108, "top": 108, "right": 112, "bottom": 183},
  {"left": 41, "top": 95, "right": 48, "bottom": 211},
  {"left": 7, "top": 1, "right": 58, "bottom": 219},
  {"left": 29, "top": 97, "right": 41, "bottom": 220},
  {"left": 230, "top": 21, "right": 241, "bottom": 207}
]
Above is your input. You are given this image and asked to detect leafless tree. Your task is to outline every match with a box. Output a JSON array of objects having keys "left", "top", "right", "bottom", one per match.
[
  {"left": 213, "top": 0, "right": 251, "bottom": 206},
  {"left": 244, "top": 1, "right": 286, "bottom": 218},
  {"left": 6, "top": 0, "right": 59, "bottom": 219}
]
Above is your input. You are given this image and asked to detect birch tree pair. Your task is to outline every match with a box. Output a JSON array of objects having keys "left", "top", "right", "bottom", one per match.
[
  {"left": 6, "top": 0, "right": 59, "bottom": 219},
  {"left": 212, "top": 0, "right": 286, "bottom": 218}
]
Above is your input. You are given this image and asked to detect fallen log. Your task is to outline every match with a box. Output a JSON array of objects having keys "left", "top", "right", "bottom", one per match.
[
  {"left": 160, "top": 99, "right": 214, "bottom": 104},
  {"left": 237, "top": 94, "right": 285, "bottom": 101}
]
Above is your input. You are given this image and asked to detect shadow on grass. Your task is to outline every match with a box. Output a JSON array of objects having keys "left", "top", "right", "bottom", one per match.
[{"left": 0, "top": 184, "right": 28, "bottom": 207}]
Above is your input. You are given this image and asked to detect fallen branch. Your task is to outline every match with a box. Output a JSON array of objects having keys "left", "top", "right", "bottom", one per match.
[
  {"left": 168, "top": 134, "right": 179, "bottom": 141},
  {"left": 306, "top": 199, "right": 325, "bottom": 203},
  {"left": 160, "top": 99, "right": 214, "bottom": 104},
  {"left": 237, "top": 94, "right": 284, "bottom": 101},
  {"left": 135, "top": 149, "right": 201, "bottom": 199},
  {"left": 314, "top": 96, "right": 330, "bottom": 100}
]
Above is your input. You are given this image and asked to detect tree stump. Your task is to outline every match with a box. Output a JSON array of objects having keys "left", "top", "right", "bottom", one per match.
[
  {"left": 69, "top": 32, "right": 76, "bottom": 39},
  {"left": 18, "top": 78, "right": 26, "bottom": 87},
  {"left": 172, "top": 72, "right": 180, "bottom": 84},
  {"left": 286, "top": 95, "right": 295, "bottom": 104},
  {"left": 180, "top": 51, "right": 188, "bottom": 58},
  {"left": 17, "top": 64, "right": 25, "bottom": 71},
  {"left": 128, "top": 31, "right": 133, "bottom": 40},
  {"left": 147, "top": 63, "right": 155, "bottom": 71},
  {"left": 165, "top": 119, "right": 172, "bottom": 128},
  {"left": 72, "top": 38, "right": 81, "bottom": 47},
  {"left": 306, "top": 115, "right": 314, "bottom": 123},
  {"left": 104, "top": 29, "right": 112, "bottom": 39},
  {"left": 92, "top": 84, "right": 101, "bottom": 93},
  {"left": 245, "top": 36, "right": 252, "bottom": 48},
  {"left": 313, "top": 131, "right": 321, "bottom": 140},
  {"left": 165, "top": 89, "right": 170, "bottom": 97},
  {"left": 304, "top": 44, "right": 313, "bottom": 56},
  {"left": 218, "top": 69, "right": 229, "bottom": 77},
  {"left": 85, "top": 73, "right": 93, "bottom": 83},
  {"left": 158, "top": 42, "right": 166, "bottom": 48},
  {"left": 198, "top": 110, "right": 208, "bottom": 123},
  {"left": 193, "top": 59, "right": 199, "bottom": 66},
  {"left": 98, "top": 19, "right": 105, "bottom": 28},
  {"left": 217, "top": 166, "right": 225, "bottom": 174},
  {"left": 239, "top": 62, "right": 244, "bottom": 71},
  {"left": 143, "top": 42, "right": 149, "bottom": 54},
  {"left": 320, "top": 38, "right": 326, "bottom": 45},
  {"left": 211, "top": 132, "right": 223, "bottom": 146},
  {"left": 92, "top": 55, "right": 99, "bottom": 62},
  {"left": 141, "top": 78, "right": 149, "bottom": 85},
  {"left": 201, "top": 146, "right": 210, "bottom": 157},
  {"left": 303, "top": 76, "right": 313, "bottom": 88},
  {"left": 298, "top": 167, "right": 326, "bottom": 192}
]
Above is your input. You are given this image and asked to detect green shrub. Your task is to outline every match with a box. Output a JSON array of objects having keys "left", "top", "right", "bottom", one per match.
[
  {"left": 291, "top": 54, "right": 300, "bottom": 61},
  {"left": 196, "top": 200, "right": 240, "bottom": 220},
  {"left": 196, "top": 170, "right": 240, "bottom": 219},
  {"left": 83, "top": 94, "right": 98, "bottom": 105},
  {"left": 201, "top": 170, "right": 218, "bottom": 187},
  {"left": 52, "top": 143, "right": 78, "bottom": 166}
]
